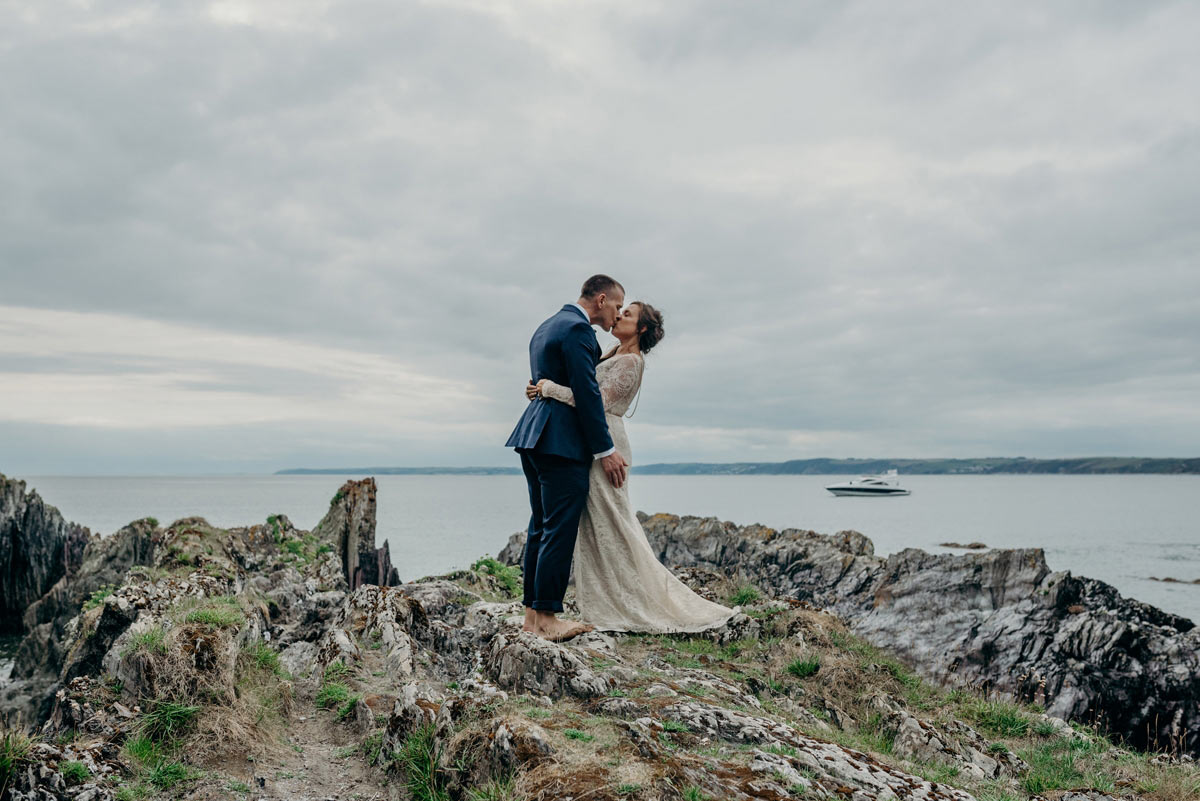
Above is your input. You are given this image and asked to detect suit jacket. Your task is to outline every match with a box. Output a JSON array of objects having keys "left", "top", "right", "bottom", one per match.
[{"left": 505, "top": 305, "right": 613, "bottom": 462}]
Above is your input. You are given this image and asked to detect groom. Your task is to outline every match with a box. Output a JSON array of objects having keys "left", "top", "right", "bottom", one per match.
[{"left": 506, "top": 275, "right": 630, "bottom": 642}]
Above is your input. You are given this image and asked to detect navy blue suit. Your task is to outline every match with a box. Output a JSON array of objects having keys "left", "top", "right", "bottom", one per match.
[{"left": 506, "top": 304, "right": 613, "bottom": 612}]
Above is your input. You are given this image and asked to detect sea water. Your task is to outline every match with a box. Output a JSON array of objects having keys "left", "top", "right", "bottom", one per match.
[{"left": 16, "top": 473, "right": 1200, "bottom": 623}]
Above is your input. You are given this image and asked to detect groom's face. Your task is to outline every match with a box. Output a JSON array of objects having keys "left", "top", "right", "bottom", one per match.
[{"left": 598, "top": 289, "right": 625, "bottom": 332}]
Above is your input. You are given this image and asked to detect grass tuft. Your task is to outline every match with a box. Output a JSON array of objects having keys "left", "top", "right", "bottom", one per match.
[
  {"left": 60, "top": 760, "right": 90, "bottom": 783},
  {"left": 83, "top": 584, "right": 117, "bottom": 610},
  {"left": 728, "top": 585, "right": 760, "bottom": 606},
  {"left": 1, "top": 725, "right": 35, "bottom": 796},
  {"left": 124, "top": 627, "right": 168, "bottom": 657},
  {"left": 471, "top": 557, "right": 522, "bottom": 598},
  {"left": 146, "top": 760, "right": 196, "bottom": 789},
  {"left": 336, "top": 695, "right": 363, "bottom": 721},
  {"left": 563, "top": 728, "right": 595, "bottom": 742},
  {"left": 323, "top": 660, "right": 351, "bottom": 682},
  {"left": 184, "top": 603, "right": 244, "bottom": 628},
  {"left": 138, "top": 699, "right": 199, "bottom": 743},
  {"left": 963, "top": 699, "right": 1031, "bottom": 738},
  {"left": 787, "top": 656, "right": 821, "bottom": 679},
  {"left": 316, "top": 682, "right": 352, "bottom": 710},
  {"left": 392, "top": 724, "right": 449, "bottom": 801}
]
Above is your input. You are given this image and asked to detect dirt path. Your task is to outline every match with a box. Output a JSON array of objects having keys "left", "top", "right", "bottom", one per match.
[{"left": 182, "top": 649, "right": 399, "bottom": 801}]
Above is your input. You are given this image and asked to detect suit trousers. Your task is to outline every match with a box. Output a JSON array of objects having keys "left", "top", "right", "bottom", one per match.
[{"left": 519, "top": 450, "right": 590, "bottom": 612}]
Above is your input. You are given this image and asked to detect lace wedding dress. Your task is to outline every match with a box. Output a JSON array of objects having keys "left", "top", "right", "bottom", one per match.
[{"left": 540, "top": 353, "right": 737, "bottom": 633}]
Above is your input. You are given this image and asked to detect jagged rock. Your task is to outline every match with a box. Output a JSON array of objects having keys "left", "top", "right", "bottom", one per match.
[
  {"left": 381, "top": 681, "right": 443, "bottom": 756},
  {"left": 0, "top": 475, "right": 93, "bottom": 636},
  {"left": 484, "top": 628, "right": 609, "bottom": 699},
  {"left": 312, "top": 478, "right": 400, "bottom": 589},
  {"left": 873, "top": 697, "right": 1027, "bottom": 779},
  {"left": 497, "top": 531, "right": 526, "bottom": 566},
  {"left": 639, "top": 512, "right": 1200, "bottom": 755},
  {"left": 278, "top": 641, "right": 319, "bottom": 678},
  {"left": 749, "top": 749, "right": 815, "bottom": 792},
  {"left": 632, "top": 704, "right": 977, "bottom": 801}
]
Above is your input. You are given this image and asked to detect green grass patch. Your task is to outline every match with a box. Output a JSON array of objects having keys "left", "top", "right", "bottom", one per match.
[
  {"left": 122, "top": 735, "right": 163, "bottom": 766},
  {"left": 962, "top": 699, "right": 1031, "bottom": 738},
  {"left": 392, "top": 724, "right": 449, "bottom": 801},
  {"left": 616, "top": 784, "right": 641, "bottom": 795},
  {"left": 184, "top": 603, "right": 244, "bottom": 628},
  {"left": 1019, "top": 740, "right": 1086, "bottom": 794},
  {"left": 139, "top": 700, "right": 199, "bottom": 743},
  {"left": 661, "top": 720, "right": 690, "bottom": 733},
  {"left": 719, "top": 638, "right": 758, "bottom": 659},
  {"left": 243, "top": 643, "right": 285, "bottom": 677},
  {"left": 563, "top": 728, "right": 595, "bottom": 742},
  {"left": 682, "top": 788, "right": 707, "bottom": 801},
  {"left": 83, "top": 584, "right": 117, "bottom": 610},
  {"left": 676, "top": 638, "right": 717, "bottom": 655},
  {"left": 1, "top": 726, "right": 34, "bottom": 796},
  {"left": 727, "top": 585, "right": 760, "bottom": 606},
  {"left": 1034, "top": 720, "right": 1057, "bottom": 737},
  {"left": 471, "top": 557, "right": 522, "bottom": 598},
  {"left": 786, "top": 656, "right": 821, "bottom": 679},
  {"left": 662, "top": 653, "right": 703, "bottom": 669},
  {"left": 60, "top": 760, "right": 90, "bottom": 783},
  {"left": 361, "top": 731, "right": 385, "bottom": 765},
  {"left": 147, "top": 760, "right": 197, "bottom": 790},
  {"left": 466, "top": 777, "right": 518, "bottom": 801},
  {"left": 316, "top": 682, "right": 352, "bottom": 710},
  {"left": 123, "top": 627, "right": 168, "bottom": 657},
  {"left": 323, "top": 660, "right": 351, "bottom": 682},
  {"left": 337, "top": 694, "right": 363, "bottom": 721}
]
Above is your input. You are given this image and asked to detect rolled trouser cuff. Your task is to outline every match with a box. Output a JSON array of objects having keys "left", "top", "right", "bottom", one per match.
[{"left": 531, "top": 600, "right": 565, "bottom": 613}]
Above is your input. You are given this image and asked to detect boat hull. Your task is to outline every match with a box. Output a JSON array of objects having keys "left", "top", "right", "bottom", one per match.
[{"left": 826, "top": 487, "right": 910, "bottom": 497}]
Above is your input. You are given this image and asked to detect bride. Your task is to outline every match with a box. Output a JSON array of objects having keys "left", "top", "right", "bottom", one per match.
[{"left": 525, "top": 302, "right": 736, "bottom": 634}]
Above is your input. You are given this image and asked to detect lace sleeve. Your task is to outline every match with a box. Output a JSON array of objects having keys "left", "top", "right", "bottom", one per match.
[
  {"left": 540, "top": 354, "right": 643, "bottom": 415},
  {"left": 540, "top": 379, "right": 577, "bottom": 407}
]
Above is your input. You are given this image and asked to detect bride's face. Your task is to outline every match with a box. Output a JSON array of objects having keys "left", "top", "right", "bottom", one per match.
[{"left": 612, "top": 303, "right": 642, "bottom": 343}]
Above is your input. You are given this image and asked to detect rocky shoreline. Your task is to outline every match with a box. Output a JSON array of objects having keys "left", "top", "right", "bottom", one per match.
[{"left": 1, "top": 473, "right": 1197, "bottom": 801}]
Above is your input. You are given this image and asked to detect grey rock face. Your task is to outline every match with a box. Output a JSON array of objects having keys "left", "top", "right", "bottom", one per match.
[
  {"left": 0, "top": 474, "right": 92, "bottom": 635},
  {"left": 311, "top": 478, "right": 400, "bottom": 589},
  {"left": 483, "top": 628, "right": 609, "bottom": 699},
  {"left": 637, "top": 512, "right": 1200, "bottom": 756}
]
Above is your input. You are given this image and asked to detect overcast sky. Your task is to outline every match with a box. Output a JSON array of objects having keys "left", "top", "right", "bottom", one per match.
[{"left": 2, "top": 0, "right": 1199, "bottom": 475}]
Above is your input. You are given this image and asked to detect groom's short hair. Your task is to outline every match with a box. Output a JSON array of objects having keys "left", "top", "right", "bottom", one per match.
[{"left": 580, "top": 274, "right": 624, "bottom": 299}]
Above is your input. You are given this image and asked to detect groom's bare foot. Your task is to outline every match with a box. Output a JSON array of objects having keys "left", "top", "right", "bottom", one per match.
[{"left": 522, "top": 606, "right": 536, "bottom": 633}]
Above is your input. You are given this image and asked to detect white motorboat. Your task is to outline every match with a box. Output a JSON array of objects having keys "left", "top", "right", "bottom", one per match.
[{"left": 825, "top": 470, "right": 911, "bottom": 497}]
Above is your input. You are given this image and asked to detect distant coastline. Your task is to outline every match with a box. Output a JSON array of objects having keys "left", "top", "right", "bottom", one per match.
[{"left": 277, "top": 456, "right": 1200, "bottom": 476}]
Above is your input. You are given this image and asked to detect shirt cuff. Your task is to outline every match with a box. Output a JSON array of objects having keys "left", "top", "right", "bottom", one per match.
[{"left": 593, "top": 447, "right": 616, "bottom": 460}]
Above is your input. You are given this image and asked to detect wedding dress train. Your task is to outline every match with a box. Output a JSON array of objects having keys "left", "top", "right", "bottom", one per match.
[{"left": 539, "top": 353, "right": 736, "bottom": 633}]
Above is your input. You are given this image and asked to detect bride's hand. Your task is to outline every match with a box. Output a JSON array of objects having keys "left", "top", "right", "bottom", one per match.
[{"left": 526, "top": 379, "right": 549, "bottom": 401}]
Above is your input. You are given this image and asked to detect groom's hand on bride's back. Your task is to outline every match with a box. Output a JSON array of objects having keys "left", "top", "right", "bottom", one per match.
[{"left": 601, "top": 452, "right": 628, "bottom": 488}]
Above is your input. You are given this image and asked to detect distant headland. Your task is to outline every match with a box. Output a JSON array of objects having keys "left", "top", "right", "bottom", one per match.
[{"left": 277, "top": 456, "right": 1200, "bottom": 476}]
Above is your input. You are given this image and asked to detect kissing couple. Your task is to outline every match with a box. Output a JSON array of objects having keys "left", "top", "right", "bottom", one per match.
[{"left": 506, "top": 275, "right": 736, "bottom": 642}]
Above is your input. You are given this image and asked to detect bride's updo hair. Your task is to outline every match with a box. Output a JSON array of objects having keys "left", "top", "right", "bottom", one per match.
[{"left": 634, "top": 302, "right": 665, "bottom": 355}]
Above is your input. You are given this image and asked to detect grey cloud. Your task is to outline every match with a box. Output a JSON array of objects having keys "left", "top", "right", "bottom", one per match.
[{"left": 2, "top": 0, "right": 1200, "bottom": 472}]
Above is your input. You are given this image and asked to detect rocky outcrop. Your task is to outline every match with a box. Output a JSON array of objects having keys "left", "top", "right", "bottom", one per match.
[
  {"left": 311, "top": 477, "right": 400, "bottom": 589},
  {"left": 6, "top": 477, "right": 1196, "bottom": 800},
  {"left": 0, "top": 474, "right": 91, "bottom": 634},
  {"left": 622, "top": 512, "right": 1200, "bottom": 756}
]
